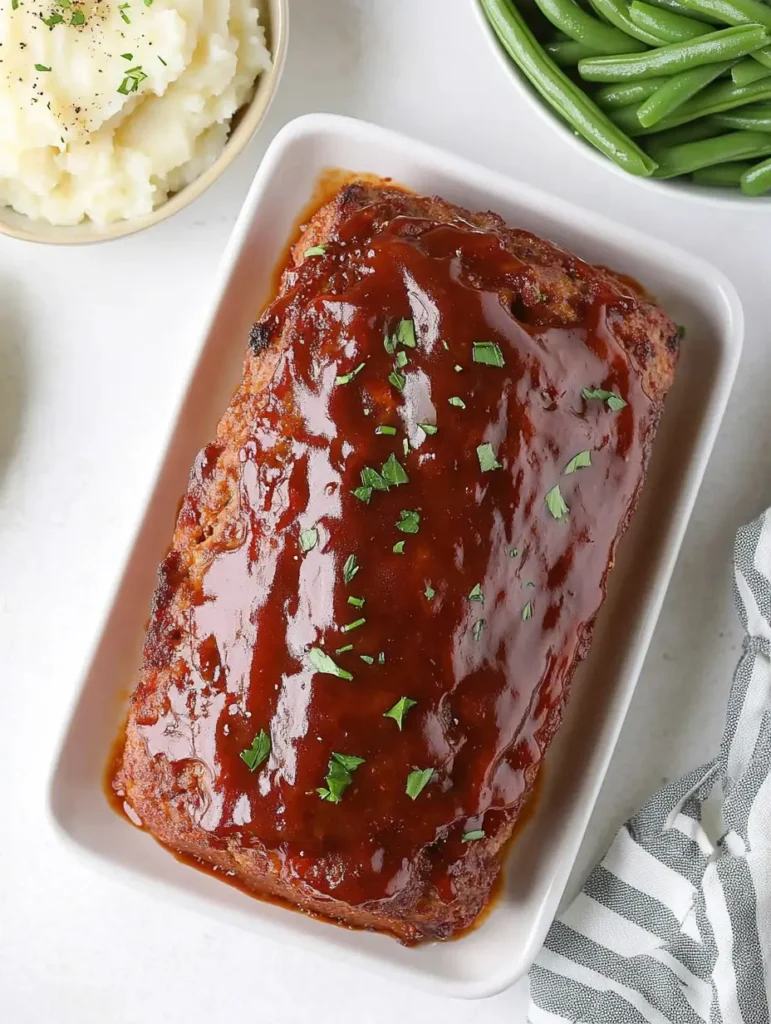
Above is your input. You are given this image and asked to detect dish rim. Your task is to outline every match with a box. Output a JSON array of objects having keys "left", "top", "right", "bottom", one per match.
[
  {"left": 470, "top": 0, "right": 771, "bottom": 209},
  {"left": 0, "top": 0, "right": 289, "bottom": 246},
  {"left": 46, "top": 112, "right": 745, "bottom": 999}
]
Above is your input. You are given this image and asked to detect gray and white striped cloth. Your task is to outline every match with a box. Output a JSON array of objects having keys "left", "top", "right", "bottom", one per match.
[{"left": 528, "top": 510, "right": 771, "bottom": 1024}]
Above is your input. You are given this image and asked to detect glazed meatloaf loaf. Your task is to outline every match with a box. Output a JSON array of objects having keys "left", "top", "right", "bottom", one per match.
[{"left": 113, "top": 182, "right": 680, "bottom": 942}]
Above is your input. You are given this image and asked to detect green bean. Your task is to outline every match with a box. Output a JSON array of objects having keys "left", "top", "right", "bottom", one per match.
[
  {"left": 652, "top": 128, "right": 771, "bottom": 175},
  {"left": 629, "top": 2, "right": 709, "bottom": 42},
  {"left": 479, "top": 0, "right": 658, "bottom": 175},
  {"left": 677, "top": 0, "right": 771, "bottom": 32},
  {"left": 578, "top": 25, "right": 770, "bottom": 81},
  {"left": 731, "top": 58, "right": 771, "bottom": 84},
  {"left": 545, "top": 38, "right": 603, "bottom": 65},
  {"left": 532, "top": 0, "right": 647, "bottom": 53},
  {"left": 692, "top": 159, "right": 754, "bottom": 181},
  {"left": 586, "top": 0, "right": 667, "bottom": 44},
  {"left": 714, "top": 102, "right": 771, "bottom": 128},
  {"left": 594, "top": 78, "right": 670, "bottom": 108},
  {"left": 643, "top": 0, "right": 721, "bottom": 21},
  {"left": 636, "top": 59, "right": 735, "bottom": 125},
  {"left": 644, "top": 116, "right": 728, "bottom": 145},
  {"left": 637, "top": 74, "right": 771, "bottom": 129},
  {"left": 740, "top": 154, "right": 771, "bottom": 192}
]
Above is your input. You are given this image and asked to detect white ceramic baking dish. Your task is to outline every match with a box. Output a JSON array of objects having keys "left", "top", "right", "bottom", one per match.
[{"left": 48, "top": 113, "right": 743, "bottom": 999}]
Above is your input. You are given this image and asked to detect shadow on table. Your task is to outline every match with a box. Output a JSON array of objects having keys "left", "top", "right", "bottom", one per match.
[{"left": 0, "top": 280, "right": 28, "bottom": 493}]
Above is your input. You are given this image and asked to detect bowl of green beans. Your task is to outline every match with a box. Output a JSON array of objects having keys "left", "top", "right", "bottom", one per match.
[{"left": 476, "top": 0, "right": 771, "bottom": 198}]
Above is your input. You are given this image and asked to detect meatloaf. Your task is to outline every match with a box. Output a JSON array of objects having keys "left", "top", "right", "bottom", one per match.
[{"left": 113, "top": 182, "right": 680, "bottom": 943}]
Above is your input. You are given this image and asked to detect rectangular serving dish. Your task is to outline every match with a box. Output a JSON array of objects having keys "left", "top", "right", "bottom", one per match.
[{"left": 48, "top": 113, "right": 743, "bottom": 999}]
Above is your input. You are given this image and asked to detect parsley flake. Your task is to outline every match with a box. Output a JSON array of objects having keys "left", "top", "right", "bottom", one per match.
[
  {"left": 509, "top": 547, "right": 519, "bottom": 557},
  {"left": 378, "top": 652, "right": 386, "bottom": 664},
  {"left": 347, "top": 595, "right": 365, "bottom": 608},
  {"left": 342, "top": 553, "right": 360, "bottom": 585},
  {"left": 425, "top": 585, "right": 435, "bottom": 600},
  {"left": 472, "top": 341, "right": 505, "bottom": 368},
  {"left": 462, "top": 829, "right": 486, "bottom": 842},
  {"left": 448, "top": 396, "right": 466, "bottom": 409},
  {"left": 239, "top": 729, "right": 270, "bottom": 772},
  {"left": 545, "top": 484, "right": 569, "bottom": 520},
  {"left": 336, "top": 361, "right": 365, "bottom": 386},
  {"left": 35, "top": 63, "right": 52, "bottom": 71},
  {"left": 304, "top": 245, "right": 327, "bottom": 257},
  {"left": 393, "top": 540, "right": 405, "bottom": 554},
  {"left": 70, "top": 11, "right": 85, "bottom": 26},
  {"left": 397, "top": 319, "right": 416, "bottom": 348},
  {"left": 396, "top": 350, "right": 409, "bottom": 369},
  {"left": 419, "top": 423, "right": 438, "bottom": 436},
  {"left": 119, "top": 3, "right": 131, "bottom": 22},
  {"left": 406, "top": 768, "right": 434, "bottom": 800},
  {"left": 581, "top": 387, "right": 627, "bottom": 411},
  {"left": 309, "top": 648, "right": 353, "bottom": 681},
  {"left": 477, "top": 442, "right": 502, "bottom": 472},
  {"left": 384, "top": 697, "right": 417, "bottom": 730},
  {"left": 360, "top": 654, "right": 374, "bottom": 665},
  {"left": 522, "top": 601, "right": 533, "bottom": 621},
  {"left": 318, "top": 752, "right": 365, "bottom": 803},
  {"left": 564, "top": 450, "right": 592, "bottom": 475},
  {"left": 299, "top": 528, "right": 318, "bottom": 553},
  {"left": 121, "top": 53, "right": 134, "bottom": 61},
  {"left": 118, "top": 66, "right": 148, "bottom": 95},
  {"left": 469, "top": 583, "right": 484, "bottom": 603},
  {"left": 382, "top": 452, "right": 409, "bottom": 487},
  {"left": 352, "top": 486, "right": 372, "bottom": 504},
  {"left": 389, "top": 370, "right": 406, "bottom": 393},
  {"left": 361, "top": 466, "right": 388, "bottom": 492},
  {"left": 396, "top": 509, "right": 421, "bottom": 534}
]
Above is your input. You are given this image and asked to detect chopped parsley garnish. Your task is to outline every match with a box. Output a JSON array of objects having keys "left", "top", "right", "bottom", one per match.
[
  {"left": 522, "top": 601, "right": 533, "bottom": 621},
  {"left": 393, "top": 540, "right": 405, "bottom": 554},
  {"left": 384, "top": 697, "right": 417, "bottom": 731},
  {"left": 398, "top": 319, "right": 416, "bottom": 348},
  {"left": 361, "top": 466, "right": 388, "bottom": 491},
  {"left": 378, "top": 651, "right": 386, "bottom": 664},
  {"left": 509, "top": 547, "right": 519, "bottom": 557},
  {"left": 121, "top": 53, "right": 134, "bottom": 61},
  {"left": 448, "top": 396, "right": 466, "bottom": 409},
  {"left": 462, "top": 829, "right": 486, "bottom": 842},
  {"left": 42, "top": 14, "right": 64, "bottom": 26},
  {"left": 35, "top": 63, "right": 52, "bottom": 71},
  {"left": 347, "top": 595, "right": 365, "bottom": 608},
  {"left": 406, "top": 768, "right": 434, "bottom": 800},
  {"left": 336, "top": 361, "right": 365, "bottom": 385},
  {"left": 299, "top": 528, "right": 318, "bottom": 553},
  {"left": 477, "top": 442, "right": 502, "bottom": 472},
  {"left": 382, "top": 452, "right": 409, "bottom": 487},
  {"left": 309, "top": 648, "right": 353, "bottom": 680},
  {"left": 545, "top": 484, "right": 569, "bottom": 520},
  {"left": 239, "top": 729, "right": 270, "bottom": 772},
  {"left": 419, "top": 423, "right": 438, "bottom": 436},
  {"left": 564, "top": 450, "right": 592, "bottom": 475},
  {"left": 352, "top": 486, "right": 372, "bottom": 504},
  {"left": 472, "top": 341, "right": 505, "bottom": 368},
  {"left": 472, "top": 619, "right": 486, "bottom": 641},
  {"left": 581, "top": 387, "right": 627, "bottom": 411},
  {"left": 396, "top": 350, "right": 409, "bottom": 369},
  {"left": 469, "top": 583, "right": 484, "bottom": 603},
  {"left": 119, "top": 3, "right": 131, "bottom": 22},
  {"left": 360, "top": 654, "right": 374, "bottom": 665},
  {"left": 342, "top": 553, "right": 359, "bottom": 585},
  {"left": 317, "top": 752, "right": 365, "bottom": 803},
  {"left": 304, "top": 245, "right": 327, "bottom": 257},
  {"left": 388, "top": 370, "right": 406, "bottom": 393},
  {"left": 71, "top": 9, "right": 85, "bottom": 24},
  {"left": 376, "top": 425, "right": 397, "bottom": 436},
  {"left": 118, "top": 66, "right": 148, "bottom": 95},
  {"left": 424, "top": 585, "right": 435, "bottom": 600},
  {"left": 677, "top": 324, "right": 686, "bottom": 339},
  {"left": 341, "top": 618, "right": 366, "bottom": 633},
  {"left": 143, "top": 0, "right": 154, "bottom": 5},
  {"left": 336, "top": 644, "right": 353, "bottom": 654},
  {"left": 396, "top": 509, "right": 421, "bottom": 534},
  {"left": 12, "top": 0, "right": 19, "bottom": 9}
]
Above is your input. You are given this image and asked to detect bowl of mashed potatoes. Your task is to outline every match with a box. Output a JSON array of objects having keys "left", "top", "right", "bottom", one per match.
[{"left": 0, "top": 0, "right": 288, "bottom": 243}]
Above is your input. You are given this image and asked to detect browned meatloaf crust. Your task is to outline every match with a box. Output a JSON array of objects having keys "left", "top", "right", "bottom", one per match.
[{"left": 113, "top": 183, "right": 679, "bottom": 943}]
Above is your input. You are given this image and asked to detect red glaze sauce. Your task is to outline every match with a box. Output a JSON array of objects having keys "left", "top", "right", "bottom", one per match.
[{"left": 124, "top": 191, "right": 652, "bottom": 910}]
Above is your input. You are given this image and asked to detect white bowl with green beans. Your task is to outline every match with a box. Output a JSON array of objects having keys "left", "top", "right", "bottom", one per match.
[{"left": 476, "top": 0, "right": 771, "bottom": 197}]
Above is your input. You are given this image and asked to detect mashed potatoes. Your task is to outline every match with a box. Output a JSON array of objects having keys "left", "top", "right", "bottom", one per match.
[{"left": 0, "top": 0, "right": 271, "bottom": 225}]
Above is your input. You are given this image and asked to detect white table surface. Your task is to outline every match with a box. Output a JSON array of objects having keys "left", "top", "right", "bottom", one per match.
[{"left": 1, "top": 0, "right": 766, "bottom": 1019}]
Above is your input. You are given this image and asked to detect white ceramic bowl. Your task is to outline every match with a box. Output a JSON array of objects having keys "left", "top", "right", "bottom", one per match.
[
  {"left": 48, "top": 113, "right": 742, "bottom": 998},
  {"left": 0, "top": 0, "right": 288, "bottom": 245},
  {"left": 471, "top": 0, "right": 771, "bottom": 207}
]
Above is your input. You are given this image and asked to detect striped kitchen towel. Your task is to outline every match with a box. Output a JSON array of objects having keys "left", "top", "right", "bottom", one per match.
[{"left": 528, "top": 510, "right": 771, "bottom": 1024}]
